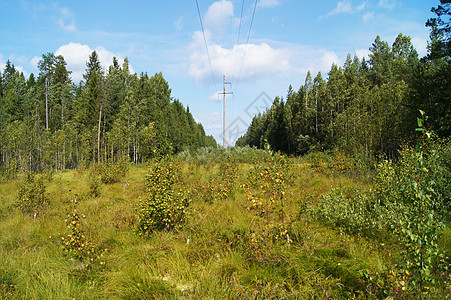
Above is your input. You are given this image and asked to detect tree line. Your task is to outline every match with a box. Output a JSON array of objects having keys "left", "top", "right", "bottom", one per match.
[
  {"left": 236, "top": 2, "right": 450, "bottom": 158},
  {"left": 0, "top": 51, "right": 216, "bottom": 173}
]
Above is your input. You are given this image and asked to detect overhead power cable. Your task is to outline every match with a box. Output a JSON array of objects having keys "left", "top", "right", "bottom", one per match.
[
  {"left": 231, "top": 0, "right": 245, "bottom": 84},
  {"left": 195, "top": 0, "right": 217, "bottom": 90},
  {"left": 236, "top": 0, "right": 258, "bottom": 91}
]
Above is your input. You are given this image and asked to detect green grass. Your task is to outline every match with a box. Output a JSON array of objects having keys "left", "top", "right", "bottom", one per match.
[{"left": 0, "top": 156, "right": 448, "bottom": 299}]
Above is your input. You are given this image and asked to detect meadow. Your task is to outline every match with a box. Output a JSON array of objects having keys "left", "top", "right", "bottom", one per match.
[{"left": 0, "top": 146, "right": 449, "bottom": 299}]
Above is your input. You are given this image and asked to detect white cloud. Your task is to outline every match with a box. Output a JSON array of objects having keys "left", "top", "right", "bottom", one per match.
[
  {"left": 55, "top": 42, "right": 134, "bottom": 83},
  {"left": 7, "top": 54, "right": 29, "bottom": 67},
  {"left": 356, "top": 2, "right": 366, "bottom": 11},
  {"left": 0, "top": 54, "right": 5, "bottom": 71},
  {"left": 320, "top": 50, "right": 341, "bottom": 71},
  {"left": 195, "top": 112, "right": 222, "bottom": 130},
  {"left": 258, "top": 0, "right": 280, "bottom": 9},
  {"left": 30, "top": 56, "right": 41, "bottom": 68},
  {"left": 378, "top": 0, "right": 396, "bottom": 9},
  {"left": 355, "top": 48, "right": 371, "bottom": 60},
  {"left": 204, "top": 0, "right": 236, "bottom": 35},
  {"left": 322, "top": 0, "right": 366, "bottom": 18},
  {"left": 411, "top": 37, "right": 428, "bottom": 57},
  {"left": 0, "top": 54, "right": 30, "bottom": 78},
  {"left": 57, "top": 7, "right": 76, "bottom": 32},
  {"left": 189, "top": 31, "right": 295, "bottom": 86},
  {"left": 174, "top": 16, "right": 185, "bottom": 31},
  {"left": 362, "top": 12, "right": 374, "bottom": 22}
]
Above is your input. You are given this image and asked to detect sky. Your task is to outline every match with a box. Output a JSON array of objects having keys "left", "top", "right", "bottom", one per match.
[{"left": 0, "top": 0, "right": 437, "bottom": 146}]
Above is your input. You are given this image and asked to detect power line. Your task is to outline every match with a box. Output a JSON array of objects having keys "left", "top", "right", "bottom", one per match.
[
  {"left": 195, "top": 0, "right": 217, "bottom": 90},
  {"left": 220, "top": 0, "right": 225, "bottom": 77},
  {"left": 236, "top": 0, "right": 258, "bottom": 91},
  {"left": 231, "top": 0, "right": 245, "bottom": 84}
]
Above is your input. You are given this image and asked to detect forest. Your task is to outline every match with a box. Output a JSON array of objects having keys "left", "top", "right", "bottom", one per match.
[
  {"left": 0, "top": 1, "right": 449, "bottom": 299},
  {"left": 236, "top": 32, "right": 450, "bottom": 159},
  {"left": 0, "top": 51, "right": 216, "bottom": 175}
]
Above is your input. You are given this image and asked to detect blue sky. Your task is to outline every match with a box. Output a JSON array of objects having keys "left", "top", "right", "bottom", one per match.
[{"left": 0, "top": 0, "right": 436, "bottom": 145}]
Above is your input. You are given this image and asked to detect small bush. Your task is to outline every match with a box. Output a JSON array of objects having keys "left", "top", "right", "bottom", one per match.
[
  {"left": 16, "top": 173, "right": 48, "bottom": 216},
  {"left": 0, "top": 160, "right": 18, "bottom": 183},
  {"left": 88, "top": 173, "right": 101, "bottom": 198},
  {"left": 313, "top": 126, "right": 450, "bottom": 296},
  {"left": 217, "top": 157, "right": 239, "bottom": 201},
  {"left": 137, "top": 158, "right": 190, "bottom": 235},
  {"left": 200, "top": 157, "right": 239, "bottom": 203},
  {"left": 328, "top": 150, "right": 355, "bottom": 174},
  {"left": 61, "top": 200, "right": 107, "bottom": 267},
  {"left": 314, "top": 187, "right": 397, "bottom": 238},
  {"left": 98, "top": 160, "right": 128, "bottom": 184}
]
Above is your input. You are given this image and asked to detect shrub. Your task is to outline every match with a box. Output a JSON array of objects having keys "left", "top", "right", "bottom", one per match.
[
  {"left": 137, "top": 158, "right": 190, "bottom": 235},
  {"left": 61, "top": 199, "right": 106, "bottom": 267},
  {"left": 314, "top": 187, "right": 401, "bottom": 238},
  {"left": 313, "top": 114, "right": 450, "bottom": 296},
  {"left": 0, "top": 159, "right": 18, "bottom": 182},
  {"left": 244, "top": 153, "right": 292, "bottom": 245},
  {"left": 88, "top": 173, "right": 101, "bottom": 198},
  {"left": 98, "top": 160, "right": 128, "bottom": 184},
  {"left": 216, "top": 157, "right": 239, "bottom": 201},
  {"left": 16, "top": 173, "right": 48, "bottom": 216},
  {"left": 328, "top": 150, "right": 355, "bottom": 174}
]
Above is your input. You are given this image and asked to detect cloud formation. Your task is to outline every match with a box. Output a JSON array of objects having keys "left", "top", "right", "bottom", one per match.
[
  {"left": 189, "top": 29, "right": 295, "bottom": 86},
  {"left": 257, "top": 0, "right": 280, "bottom": 9},
  {"left": 0, "top": 54, "right": 5, "bottom": 72},
  {"left": 204, "top": 0, "right": 236, "bottom": 35},
  {"left": 189, "top": 0, "right": 299, "bottom": 86},
  {"left": 322, "top": 0, "right": 366, "bottom": 18},
  {"left": 378, "top": 0, "right": 396, "bottom": 9},
  {"left": 0, "top": 53, "right": 31, "bottom": 78},
  {"left": 43, "top": 42, "right": 134, "bottom": 83},
  {"left": 362, "top": 12, "right": 374, "bottom": 22},
  {"left": 188, "top": 30, "right": 343, "bottom": 89},
  {"left": 57, "top": 7, "right": 76, "bottom": 32}
]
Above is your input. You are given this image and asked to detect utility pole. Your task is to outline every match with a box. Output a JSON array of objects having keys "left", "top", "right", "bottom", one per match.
[
  {"left": 219, "top": 75, "right": 232, "bottom": 147},
  {"left": 45, "top": 77, "right": 49, "bottom": 130}
]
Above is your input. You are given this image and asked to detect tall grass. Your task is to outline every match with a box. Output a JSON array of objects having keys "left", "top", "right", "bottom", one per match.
[{"left": 0, "top": 146, "right": 448, "bottom": 298}]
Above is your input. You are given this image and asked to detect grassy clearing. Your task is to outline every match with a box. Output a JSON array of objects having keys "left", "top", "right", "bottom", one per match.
[{"left": 0, "top": 150, "right": 448, "bottom": 299}]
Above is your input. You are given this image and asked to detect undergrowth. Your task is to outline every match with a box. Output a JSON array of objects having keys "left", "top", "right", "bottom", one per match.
[{"left": 0, "top": 144, "right": 448, "bottom": 298}]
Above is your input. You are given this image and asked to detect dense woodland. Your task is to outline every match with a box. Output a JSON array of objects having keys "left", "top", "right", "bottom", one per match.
[
  {"left": 236, "top": 3, "right": 451, "bottom": 157},
  {"left": 0, "top": 52, "right": 216, "bottom": 173}
]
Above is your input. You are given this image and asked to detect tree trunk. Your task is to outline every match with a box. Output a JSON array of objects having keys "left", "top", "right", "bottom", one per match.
[{"left": 97, "top": 101, "right": 103, "bottom": 163}]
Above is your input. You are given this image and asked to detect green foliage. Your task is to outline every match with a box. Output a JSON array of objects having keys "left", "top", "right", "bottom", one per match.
[
  {"left": 314, "top": 187, "right": 389, "bottom": 237},
  {"left": 0, "top": 265, "right": 17, "bottom": 299},
  {"left": 312, "top": 112, "right": 450, "bottom": 297},
  {"left": 61, "top": 199, "right": 107, "bottom": 267},
  {"left": 16, "top": 173, "right": 48, "bottom": 216},
  {"left": 0, "top": 159, "right": 18, "bottom": 183},
  {"left": 244, "top": 153, "right": 293, "bottom": 245},
  {"left": 177, "top": 146, "right": 272, "bottom": 165},
  {"left": 389, "top": 112, "right": 449, "bottom": 296},
  {"left": 328, "top": 150, "right": 356, "bottom": 174},
  {"left": 88, "top": 173, "right": 101, "bottom": 198},
  {"left": 236, "top": 34, "right": 428, "bottom": 160},
  {"left": 137, "top": 158, "right": 190, "bottom": 234},
  {"left": 98, "top": 160, "right": 128, "bottom": 184},
  {"left": 217, "top": 157, "right": 239, "bottom": 200},
  {"left": 202, "top": 157, "right": 239, "bottom": 203},
  {"left": 0, "top": 54, "right": 216, "bottom": 173},
  {"left": 0, "top": 152, "right": 449, "bottom": 298}
]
